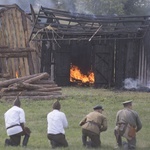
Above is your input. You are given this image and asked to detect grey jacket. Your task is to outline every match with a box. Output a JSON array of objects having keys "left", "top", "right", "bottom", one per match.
[{"left": 115, "top": 108, "right": 142, "bottom": 132}]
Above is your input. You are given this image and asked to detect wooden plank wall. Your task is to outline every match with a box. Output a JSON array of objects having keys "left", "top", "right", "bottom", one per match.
[
  {"left": 0, "top": 7, "right": 40, "bottom": 78},
  {"left": 94, "top": 40, "right": 114, "bottom": 88},
  {"left": 125, "top": 40, "right": 139, "bottom": 79},
  {"left": 115, "top": 40, "right": 126, "bottom": 87},
  {"left": 115, "top": 39, "right": 140, "bottom": 88},
  {"left": 55, "top": 41, "right": 71, "bottom": 86},
  {"left": 139, "top": 28, "right": 150, "bottom": 86}
]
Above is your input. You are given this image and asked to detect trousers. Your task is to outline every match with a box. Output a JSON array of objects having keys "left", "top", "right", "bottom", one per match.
[
  {"left": 82, "top": 128, "right": 101, "bottom": 148},
  {"left": 114, "top": 128, "right": 136, "bottom": 150},
  {"left": 5, "top": 127, "right": 31, "bottom": 147},
  {"left": 47, "top": 133, "right": 68, "bottom": 148}
]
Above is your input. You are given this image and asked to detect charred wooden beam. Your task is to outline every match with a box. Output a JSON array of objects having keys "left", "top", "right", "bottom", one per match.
[
  {"left": 30, "top": 4, "right": 36, "bottom": 23},
  {"left": 32, "top": 29, "right": 143, "bottom": 35},
  {"left": 37, "top": 15, "right": 148, "bottom": 24},
  {"left": 31, "top": 36, "right": 142, "bottom": 41}
]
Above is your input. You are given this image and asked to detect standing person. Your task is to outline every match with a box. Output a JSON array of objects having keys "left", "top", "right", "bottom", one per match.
[
  {"left": 114, "top": 100, "right": 142, "bottom": 150},
  {"left": 79, "top": 105, "right": 107, "bottom": 148},
  {"left": 47, "top": 100, "right": 68, "bottom": 148},
  {"left": 4, "top": 95, "right": 31, "bottom": 147}
]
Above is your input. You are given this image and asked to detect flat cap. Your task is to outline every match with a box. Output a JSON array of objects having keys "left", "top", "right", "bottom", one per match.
[
  {"left": 122, "top": 100, "right": 132, "bottom": 105},
  {"left": 93, "top": 105, "right": 104, "bottom": 110}
]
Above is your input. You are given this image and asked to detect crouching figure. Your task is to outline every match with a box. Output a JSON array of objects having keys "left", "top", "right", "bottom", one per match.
[
  {"left": 4, "top": 95, "right": 31, "bottom": 147},
  {"left": 47, "top": 100, "right": 68, "bottom": 148},
  {"left": 114, "top": 100, "right": 142, "bottom": 150},
  {"left": 79, "top": 105, "right": 107, "bottom": 148}
]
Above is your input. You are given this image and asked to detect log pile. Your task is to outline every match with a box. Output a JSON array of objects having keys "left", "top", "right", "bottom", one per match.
[{"left": 0, "top": 72, "right": 64, "bottom": 100}]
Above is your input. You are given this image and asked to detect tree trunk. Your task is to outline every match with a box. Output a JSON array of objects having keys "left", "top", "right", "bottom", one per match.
[
  {"left": 34, "top": 80, "right": 55, "bottom": 84},
  {"left": 0, "top": 73, "right": 42, "bottom": 87},
  {"left": 24, "top": 72, "right": 50, "bottom": 83},
  {"left": 36, "top": 87, "right": 62, "bottom": 92}
]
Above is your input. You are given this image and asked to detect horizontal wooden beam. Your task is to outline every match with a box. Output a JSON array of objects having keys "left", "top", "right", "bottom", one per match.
[
  {"left": 31, "top": 36, "right": 143, "bottom": 41},
  {"left": 0, "top": 52, "right": 28, "bottom": 58},
  {"left": 37, "top": 14, "right": 148, "bottom": 24},
  {"left": 0, "top": 48, "right": 35, "bottom": 53}
]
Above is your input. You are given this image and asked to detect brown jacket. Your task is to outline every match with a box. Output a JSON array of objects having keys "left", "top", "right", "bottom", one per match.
[{"left": 79, "top": 111, "right": 107, "bottom": 135}]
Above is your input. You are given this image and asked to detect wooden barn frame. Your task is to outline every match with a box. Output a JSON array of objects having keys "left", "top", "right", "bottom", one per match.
[
  {"left": 0, "top": 4, "right": 150, "bottom": 88},
  {"left": 29, "top": 6, "right": 150, "bottom": 88}
]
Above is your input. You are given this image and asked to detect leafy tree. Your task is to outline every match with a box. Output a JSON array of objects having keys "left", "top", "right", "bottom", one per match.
[
  {"left": 2, "top": 0, "right": 149, "bottom": 16},
  {"left": 122, "top": 0, "right": 150, "bottom": 15},
  {"left": 75, "top": 0, "right": 150, "bottom": 15}
]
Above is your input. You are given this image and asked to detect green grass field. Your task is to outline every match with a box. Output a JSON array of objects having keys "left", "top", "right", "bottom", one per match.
[{"left": 0, "top": 87, "right": 150, "bottom": 150}]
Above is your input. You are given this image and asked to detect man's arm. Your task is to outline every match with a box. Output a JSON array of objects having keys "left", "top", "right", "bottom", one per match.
[
  {"left": 135, "top": 113, "right": 142, "bottom": 132},
  {"left": 20, "top": 123, "right": 25, "bottom": 129},
  {"left": 79, "top": 117, "right": 86, "bottom": 126},
  {"left": 100, "top": 117, "right": 107, "bottom": 132},
  {"left": 62, "top": 113, "right": 68, "bottom": 128}
]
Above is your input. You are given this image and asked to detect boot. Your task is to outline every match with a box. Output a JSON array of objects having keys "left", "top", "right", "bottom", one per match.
[
  {"left": 51, "top": 140, "right": 57, "bottom": 148},
  {"left": 5, "top": 139, "right": 11, "bottom": 146},
  {"left": 22, "top": 134, "right": 30, "bottom": 147}
]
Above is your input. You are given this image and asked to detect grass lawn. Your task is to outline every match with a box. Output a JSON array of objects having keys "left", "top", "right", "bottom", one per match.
[{"left": 0, "top": 87, "right": 150, "bottom": 150}]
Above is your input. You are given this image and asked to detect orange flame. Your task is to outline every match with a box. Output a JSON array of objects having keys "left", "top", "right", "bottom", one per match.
[
  {"left": 15, "top": 71, "right": 19, "bottom": 78},
  {"left": 70, "top": 65, "right": 94, "bottom": 83}
]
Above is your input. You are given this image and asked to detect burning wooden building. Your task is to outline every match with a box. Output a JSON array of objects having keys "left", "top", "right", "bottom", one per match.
[
  {"left": 30, "top": 6, "right": 150, "bottom": 88},
  {"left": 1, "top": 4, "right": 150, "bottom": 89}
]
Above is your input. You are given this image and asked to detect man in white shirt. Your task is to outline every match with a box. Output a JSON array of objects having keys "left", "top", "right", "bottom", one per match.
[
  {"left": 4, "top": 96, "right": 31, "bottom": 147},
  {"left": 47, "top": 100, "right": 68, "bottom": 148}
]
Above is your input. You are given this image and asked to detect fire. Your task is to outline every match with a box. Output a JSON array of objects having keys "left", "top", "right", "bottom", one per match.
[
  {"left": 15, "top": 71, "right": 19, "bottom": 78},
  {"left": 70, "top": 65, "right": 95, "bottom": 84}
]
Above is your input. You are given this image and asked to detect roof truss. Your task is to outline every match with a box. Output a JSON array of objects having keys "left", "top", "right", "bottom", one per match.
[{"left": 29, "top": 5, "right": 150, "bottom": 42}]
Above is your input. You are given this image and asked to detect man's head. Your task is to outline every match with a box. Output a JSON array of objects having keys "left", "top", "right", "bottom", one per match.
[
  {"left": 122, "top": 100, "right": 132, "bottom": 108},
  {"left": 13, "top": 95, "right": 21, "bottom": 107},
  {"left": 93, "top": 105, "right": 104, "bottom": 113},
  {"left": 52, "top": 100, "right": 61, "bottom": 110}
]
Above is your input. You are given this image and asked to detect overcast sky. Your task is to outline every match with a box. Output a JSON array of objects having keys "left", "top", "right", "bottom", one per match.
[{"left": 0, "top": 0, "right": 55, "bottom": 12}]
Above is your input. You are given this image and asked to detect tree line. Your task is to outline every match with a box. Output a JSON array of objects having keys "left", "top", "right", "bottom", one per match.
[{"left": 51, "top": 0, "right": 150, "bottom": 16}]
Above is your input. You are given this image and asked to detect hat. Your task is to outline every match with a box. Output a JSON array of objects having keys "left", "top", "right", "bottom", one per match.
[
  {"left": 93, "top": 105, "right": 104, "bottom": 110},
  {"left": 13, "top": 95, "right": 21, "bottom": 107},
  {"left": 52, "top": 100, "right": 61, "bottom": 110},
  {"left": 122, "top": 100, "right": 132, "bottom": 105}
]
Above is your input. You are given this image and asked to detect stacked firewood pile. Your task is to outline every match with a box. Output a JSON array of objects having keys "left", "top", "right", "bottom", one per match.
[{"left": 0, "top": 72, "right": 64, "bottom": 100}]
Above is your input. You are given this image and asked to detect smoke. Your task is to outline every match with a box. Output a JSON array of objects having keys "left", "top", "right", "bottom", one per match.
[
  {"left": 0, "top": 0, "right": 55, "bottom": 12},
  {"left": 75, "top": 1, "right": 94, "bottom": 15},
  {"left": 123, "top": 78, "right": 140, "bottom": 89},
  {"left": 146, "top": 81, "right": 150, "bottom": 89},
  {"left": 123, "top": 78, "right": 150, "bottom": 90}
]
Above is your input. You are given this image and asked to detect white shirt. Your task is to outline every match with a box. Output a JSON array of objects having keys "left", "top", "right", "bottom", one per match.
[
  {"left": 4, "top": 106, "right": 25, "bottom": 136},
  {"left": 47, "top": 109, "right": 68, "bottom": 134}
]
